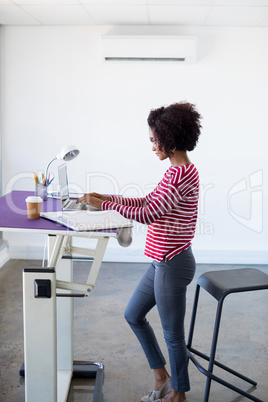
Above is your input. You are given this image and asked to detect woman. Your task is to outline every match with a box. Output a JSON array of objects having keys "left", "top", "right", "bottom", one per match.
[{"left": 78, "top": 102, "right": 202, "bottom": 402}]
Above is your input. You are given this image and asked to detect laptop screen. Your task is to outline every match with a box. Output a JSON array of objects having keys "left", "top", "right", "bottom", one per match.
[{"left": 58, "top": 164, "right": 69, "bottom": 203}]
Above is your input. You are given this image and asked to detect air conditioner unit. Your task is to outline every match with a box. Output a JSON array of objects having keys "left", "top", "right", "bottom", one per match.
[{"left": 102, "top": 35, "right": 197, "bottom": 63}]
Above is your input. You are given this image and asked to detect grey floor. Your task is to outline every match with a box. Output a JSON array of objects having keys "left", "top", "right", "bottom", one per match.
[{"left": 0, "top": 259, "right": 268, "bottom": 402}]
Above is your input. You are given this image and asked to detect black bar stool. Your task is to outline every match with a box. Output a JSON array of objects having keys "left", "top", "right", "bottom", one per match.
[{"left": 187, "top": 268, "right": 268, "bottom": 402}]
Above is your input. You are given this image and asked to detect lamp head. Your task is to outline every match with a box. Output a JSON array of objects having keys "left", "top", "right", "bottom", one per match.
[
  {"left": 57, "top": 145, "right": 79, "bottom": 161},
  {"left": 45, "top": 145, "right": 80, "bottom": 179}
]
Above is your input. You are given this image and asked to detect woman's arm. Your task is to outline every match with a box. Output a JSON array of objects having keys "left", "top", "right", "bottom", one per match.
[
  {"left": 77, "top": 192, "right": 149, "bottom": 210},
  {"left": 102, "top": 185, "right": 180, "bottom": 225},
  {"left": 102, "top": 166, "right": 199, "bottom": 225}
]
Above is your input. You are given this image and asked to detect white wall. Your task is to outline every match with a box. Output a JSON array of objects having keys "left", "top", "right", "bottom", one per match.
[{"left": 1, "top": 25, "right": 267, "bottom": 264}]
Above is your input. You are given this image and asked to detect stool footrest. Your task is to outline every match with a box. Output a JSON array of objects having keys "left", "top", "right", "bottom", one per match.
[
  {"left": 188, "top": 346, "right": 257, "bottom": 386},
  {"left": 187, "top": 349, "right": 263, "bottom": 402}
]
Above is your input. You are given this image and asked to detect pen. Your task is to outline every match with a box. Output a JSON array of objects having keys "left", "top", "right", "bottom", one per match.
[
  {"left": 33, "top": 172, "right": 38, "bottom": 184},
  {"left": 47, "top": 178, "right": 54, "bottom": 187}
]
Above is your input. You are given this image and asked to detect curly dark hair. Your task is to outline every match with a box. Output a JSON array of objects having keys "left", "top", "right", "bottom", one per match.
[{"left": 147, "top": 102, "right": 202, "bottom": 154}]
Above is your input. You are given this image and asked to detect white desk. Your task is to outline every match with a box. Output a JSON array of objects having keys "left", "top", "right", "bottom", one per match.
[{"left": 0, "top": 191, "right": 132, "bottom": 402}]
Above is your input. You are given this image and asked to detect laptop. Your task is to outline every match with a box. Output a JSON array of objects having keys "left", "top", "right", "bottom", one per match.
[{"left": 58, "top": 164, "right": 90, "bottom": 211}]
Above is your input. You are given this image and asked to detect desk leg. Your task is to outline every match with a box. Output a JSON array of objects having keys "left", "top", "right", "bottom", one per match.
[
  {"left": 23, "top": 268, "right": 57, "bottom": 402},
  {"left": 46, "top": 235, "right": 108, "bottom": 401},
  {"left": 86, "top": 237, "right": 109, "bottom": 286},
  {"left": 48, "top": 235, "right": 73, "bottom": 401}
]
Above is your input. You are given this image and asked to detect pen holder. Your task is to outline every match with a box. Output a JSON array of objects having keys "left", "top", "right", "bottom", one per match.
[{"left": 35, "top": 183, "right": 48, "bottom": 201}]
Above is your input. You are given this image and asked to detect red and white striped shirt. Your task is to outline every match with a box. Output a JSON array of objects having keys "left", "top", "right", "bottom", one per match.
[{"left": 102, "top": 164, "right": 199, "bottom": 262}]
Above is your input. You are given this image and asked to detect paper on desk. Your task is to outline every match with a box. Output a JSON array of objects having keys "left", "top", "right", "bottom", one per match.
[{"left": 41, "top": 210, "right": 132, "bottom": 231}]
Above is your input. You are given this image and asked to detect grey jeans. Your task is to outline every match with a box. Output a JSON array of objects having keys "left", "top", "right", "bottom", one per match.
[{"left": 124, "top": 247, "right": 196, "bottom": 392}]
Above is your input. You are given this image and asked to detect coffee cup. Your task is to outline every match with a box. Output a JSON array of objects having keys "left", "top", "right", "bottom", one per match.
[{"left": 25, "top": 196, "right": 43, "bottom": 219}]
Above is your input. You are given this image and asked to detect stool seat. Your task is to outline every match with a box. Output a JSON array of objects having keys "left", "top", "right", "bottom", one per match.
[
  {"left": 187, "top": 268, "right": 268, "bottom": 402},
  {"left": 198, "top": 268, "right": 268, "bottom": 301}
]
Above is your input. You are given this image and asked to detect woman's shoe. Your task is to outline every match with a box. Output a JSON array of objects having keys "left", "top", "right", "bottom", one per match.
[{"left": 141, "top": 378, "right": 172, "bottom": 402}]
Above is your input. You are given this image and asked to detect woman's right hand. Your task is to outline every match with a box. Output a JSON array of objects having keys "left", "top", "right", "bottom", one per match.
[{"left": 77, "top": 192, "right": 111, "bottom": 209}]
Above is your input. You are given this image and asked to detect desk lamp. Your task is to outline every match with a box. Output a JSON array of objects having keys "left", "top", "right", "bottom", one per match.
[{"left": 45, "top": 145, "right": 79, "bottom": 179}]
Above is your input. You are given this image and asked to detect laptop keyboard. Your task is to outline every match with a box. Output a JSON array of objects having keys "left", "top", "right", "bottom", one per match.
[
  {"left": 65, "top": 200, "right": 87, "bottom": 210},
  {"left": 63, "top": 199, "right": 100, "bottom": 211}
]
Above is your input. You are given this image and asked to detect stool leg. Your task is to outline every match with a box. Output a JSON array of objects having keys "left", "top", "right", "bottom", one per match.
[
  {"left": 187, "top": 284, "right": 200, "bottom": 351},
  {"left": 203, "top": 298, "right": 224, "bottom": 402}
]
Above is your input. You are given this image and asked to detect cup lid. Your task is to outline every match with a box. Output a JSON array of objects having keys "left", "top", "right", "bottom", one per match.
[{"left": 25, "top": 196, "right": 43, "bottom": 203}]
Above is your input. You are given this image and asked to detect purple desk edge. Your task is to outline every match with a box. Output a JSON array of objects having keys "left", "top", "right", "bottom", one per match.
[{"left": 0, "top": 190, "right": 117, "bottom": 235}]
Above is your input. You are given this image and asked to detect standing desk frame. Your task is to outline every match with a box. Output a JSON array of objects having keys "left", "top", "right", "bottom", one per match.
[{"left": 0, "top": 191, "right": 127, "bottom": 402}]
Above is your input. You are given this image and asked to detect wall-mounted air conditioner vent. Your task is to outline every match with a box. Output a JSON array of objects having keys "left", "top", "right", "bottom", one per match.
[{"left": 102, "top": 35, "right": 197, "bottom": 63}]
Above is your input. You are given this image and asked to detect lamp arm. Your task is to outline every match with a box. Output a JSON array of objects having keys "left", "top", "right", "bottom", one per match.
[{"left": 45, "top": 157, "right": 57, "bottom": 179}]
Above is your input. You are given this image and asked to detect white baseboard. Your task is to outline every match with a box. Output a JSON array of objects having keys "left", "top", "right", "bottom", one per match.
[
  {"left": 7, "top": 245, "right": 151, "bottom": 263},
  {"left": 0, "top": 241, "right": 10, "bottom": 268},
  {"left": 104, "top": 249, "right": 268, "bottom": 264},
  {"left": 8, "top": 245, "right": 45, "bottom": 261},
  {"left": 7, "top": 245, "right": 268, "bottom": 265},
  {"left": 194, "top": 250, "right": 268, "bottom": 265}
]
